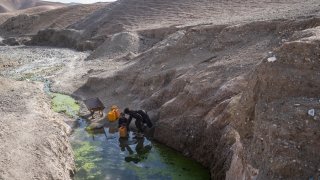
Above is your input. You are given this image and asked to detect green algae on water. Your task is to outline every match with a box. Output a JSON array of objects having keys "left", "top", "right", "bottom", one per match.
[
  {"left": 125, "top": 142, "right": 210, "bottom": 180},
  {"left": 73, "top": 141, "right": 103, "bottom": 180},
  {"left": 71, "top": 118, "right": 211, "bottom": 180},
  {"left": 51, "top": 93, "right": 80, "bottom": 117},
  {"left": 154, "top": 143, "right": 210, "bottom": 180}
]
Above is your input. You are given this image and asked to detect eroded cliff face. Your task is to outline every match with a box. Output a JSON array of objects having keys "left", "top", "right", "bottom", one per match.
[
  {"left": 237, "top": 27, "right": 320, "bottom": 179},
  {"left": 72, "top": 18, "right": 320, "bottom": 179},
  {"left": 0, "top": 78, "right": 75, "bottom": 180},
  {"left": 154, "top": 22, "right": 320, "bottom": 180}
]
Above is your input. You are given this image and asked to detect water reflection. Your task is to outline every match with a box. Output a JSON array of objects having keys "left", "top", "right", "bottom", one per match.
[
  {"left": 120, "top": 137, "right": 152, "bottom": 164},
  {"left": 71, "top": 118, "right": 210, "bottom": 180}
]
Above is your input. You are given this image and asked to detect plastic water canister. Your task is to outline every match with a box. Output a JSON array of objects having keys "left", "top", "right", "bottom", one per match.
[
  {"left": 119, "top": 126, "right": 127, "bottom": 138},
  {"left": 107, "top": 111, "right": 117, "bottom": 122}
]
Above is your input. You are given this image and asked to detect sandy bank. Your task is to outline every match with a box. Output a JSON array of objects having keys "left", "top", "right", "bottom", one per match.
[{"left": 0, "top": 77, "right": 75, "bottom": 180}]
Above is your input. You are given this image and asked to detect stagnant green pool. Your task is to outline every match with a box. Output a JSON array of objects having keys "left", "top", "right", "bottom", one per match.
[
  {"left": 70, "top": 118, "right": 210, "bottom": 180},
  {"left": 47, "top": 86, "right": 210, "bottom": 180}
]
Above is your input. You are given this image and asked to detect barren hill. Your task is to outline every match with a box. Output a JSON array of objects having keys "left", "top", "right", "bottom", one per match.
[
  {"left": 70, "top": 0, "right": 320, "bottom": 37},
  {"left": 0, "top": 0, "right": 65, "bottom": 13},
  {"left": 0, "top": 3, "right": 109, "bottom": 36},
  {"left": 0, "top": 0, "right": 67, "bottom": 26},
  {"left": 27, "top": 0, "right": 320, "bottom": 51}
]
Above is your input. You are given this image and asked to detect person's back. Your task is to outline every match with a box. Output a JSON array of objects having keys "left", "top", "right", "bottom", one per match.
[
  {"left": 124, "top": 108, "right": 144, "bottom": 133},
  {"left": 136, "top": 110, "right": 153, "bottom": 128}
]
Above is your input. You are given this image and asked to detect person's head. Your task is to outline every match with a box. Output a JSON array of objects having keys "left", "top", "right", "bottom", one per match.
[{"left": 124, "top": 107, "right": 130, "bottom": 114}]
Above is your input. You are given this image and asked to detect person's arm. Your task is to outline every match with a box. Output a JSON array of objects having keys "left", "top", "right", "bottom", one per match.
[
  {"left": 127, "top": 115, "right": 133, "bottom": 129},
  {"left": 118, "top": 118, "right": 122, "bottom": 128}
]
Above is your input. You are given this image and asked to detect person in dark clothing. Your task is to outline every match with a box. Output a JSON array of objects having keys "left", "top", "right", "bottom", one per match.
[
  {"left": 136, "top": 110, "right": 153, "bottom": 128},
  {"left": 124, "top": 108, "right": 153, "bottom": 133},
  {"left": 118, "top": 113, "right": 128, "bottom": 128},
  {"left": 124, "top": 108, "right": 145, "bottom": 133}
]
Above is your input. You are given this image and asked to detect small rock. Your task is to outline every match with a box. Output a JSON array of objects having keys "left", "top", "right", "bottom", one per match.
[
  {"left": 294, "top": 104, "right": 301, "bottom": 107},
  {"left": 308, "top": 109, "right": 315, "bottom": 117},
  {"left": 267, "top": 56, "right": 277, "bottom": 62}
]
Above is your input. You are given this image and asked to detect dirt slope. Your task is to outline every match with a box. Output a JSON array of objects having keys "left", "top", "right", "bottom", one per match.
[
  {"left": 0, "top": 77, "right": 75, "bottom": 180},
  {"left": 69, "top": 17, "right": 320, "bottom": 180},
  {"left": 0, "top": 3, "right": 108, "bottom": 36},
  {"left": 28, "top": 0, "right": 320, "bottom": 52},
  {"left": 70, "top": 0, "right": 320, "bottom": 38},
  {"left": 0, "top": 0, "right": 66, "bottom": 26},
  {"left": 0, "top": 0, "right": 64, "bottom": 13}
]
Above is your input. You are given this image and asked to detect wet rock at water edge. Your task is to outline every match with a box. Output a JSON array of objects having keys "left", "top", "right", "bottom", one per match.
[{"left": 2, "top": 37, "right": 20, "bottom": 46}]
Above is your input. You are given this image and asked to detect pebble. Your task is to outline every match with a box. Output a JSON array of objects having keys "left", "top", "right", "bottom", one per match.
[
  {"left": 267, "top": 56, "right": 277, "bottom": 62},
  {"left": 308, "top": 109, "right": 315, "bottom": 117}
]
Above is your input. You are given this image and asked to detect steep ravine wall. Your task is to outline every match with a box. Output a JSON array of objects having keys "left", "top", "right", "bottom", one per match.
[{"left": 72, "top": 18, "right": 320, "bottom": 179}]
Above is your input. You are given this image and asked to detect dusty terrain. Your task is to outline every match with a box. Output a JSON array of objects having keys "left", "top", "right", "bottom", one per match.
[
  {"left": 0, "top": 0, "right": 66, "bottom": 25},
  {"left": 0, "top": 0, "right": 65, "bottom": 13},
  {"left": 0, "top": 77, "right": 75, "bottom": 180},
  {"left": 0, "top": 3, "right": 108, "bottom": 37},
  {"left": 1, "top": 0, "right": 320, "bottom": 180}
]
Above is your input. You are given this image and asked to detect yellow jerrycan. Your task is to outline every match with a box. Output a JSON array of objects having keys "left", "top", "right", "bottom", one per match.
[{"left": 119, "top": 126, "right": 127, "bottom": 138}]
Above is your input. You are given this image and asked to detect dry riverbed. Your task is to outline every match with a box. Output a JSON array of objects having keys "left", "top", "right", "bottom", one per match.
[{"left": 0, "top": 46, "right": 89, "bottom": 179}]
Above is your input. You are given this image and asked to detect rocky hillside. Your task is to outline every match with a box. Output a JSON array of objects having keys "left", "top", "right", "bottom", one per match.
[
  {"left": 0, "top": 0, "right": 67, "bottom": 27},
  {"left": 68, "top": 17, "right": 320, "bottom": 179},
  {"left": 70, "top": 0, "right": 320, "bottom": 38},
  {"left": 46, "top": 1, "right": 320, "bottom": 179},
  {"left": 0, "top": 0, "right": 65, "bottom": 13},
  {"left": 0, "top": 3, "right": 108, "bottom": 36},
  {"left": 26, "top": 0, "right": 320, "bottom": 51}
]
